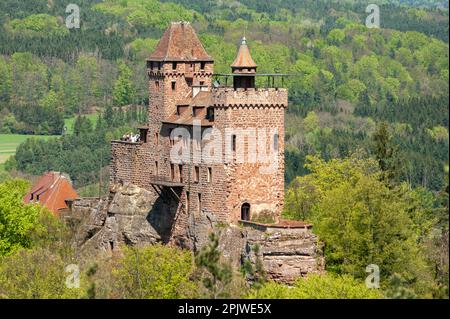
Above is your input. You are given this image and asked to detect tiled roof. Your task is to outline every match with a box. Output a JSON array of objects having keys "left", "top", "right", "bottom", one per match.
[
  {"left": 192, "top": 91, "right": 212, "bottom": 106},
  {"left": 231, "top": 37, "right": 257, "bottom": 69},
  {"left": 24, "top": 172, "right": 78, "bottom": 216},
  {"left": 148, "top": 21, "right": 213, "bottom": 62}
]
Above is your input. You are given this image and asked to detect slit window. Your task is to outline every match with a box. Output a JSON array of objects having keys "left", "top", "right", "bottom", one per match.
[
  {"left": 274, "top": 133, "right": 279, "bottom": 151},
  {"left": 155, "top": 161, "right": 159, "bottom": 175},
  {"left": 232, "top": 134, "right": 237, "bottom": 152},
  {"left": 194, "top": 166, "right": 199, "bottom": 183},
  {"left": 179, "top": 164, "right": 183, "bottom": 183},
  {"left": 172, "top": 62, "right": 177, "bottom": 70},
  {"left": 186, "top": 191, "right": 190, "bottom": 212},
  {"left": 155, "top": 132, "right": 159, "bottom": 145},
  {"left": 207, "top": 167, "right": 212, "bottom": 183},
  {"left": 198, "top": 193, "right": 202, "bottom": 213},
  {"left": 171, "top": 164, "right": 175, "bottom": 180},
  {"left": 172, "top": 81, "right": 176, "bottom": 91},
  {"left": 200, "top": 62, "right": 205, "bottom": 70}
]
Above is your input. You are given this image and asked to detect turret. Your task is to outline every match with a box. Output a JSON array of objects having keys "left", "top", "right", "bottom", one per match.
[{"left": 231, "top": 37, "right": 257, "bottom": 89}]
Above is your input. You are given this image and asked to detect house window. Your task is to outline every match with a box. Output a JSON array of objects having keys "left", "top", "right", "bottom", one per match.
[
  {"left": 172, "top": 81, "right": 176, "bottom": 91},
  {"left": 172, "top": 62, "right": 177, "bottom": 70},
  {"left": 194, "top": 166, "right": 199, "bottom": 183},
  {"left": 200, "top": 62, "right": 205, "bottom": 70},
  {"left": 170, "top": 164, "right": 175, "bottom": 180},
  {"left": 198, "top": 193, "right": 202, "bottom": 214},
  {"left": 207, "top": 167, "right": 212, "bottom": 183},
  {"left": 200, "top": 81, "right": 204, "bottom": 86}
]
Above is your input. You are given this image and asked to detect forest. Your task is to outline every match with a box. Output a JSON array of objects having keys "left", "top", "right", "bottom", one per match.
[{"left": 0, "top": 0, "right": 448, "bottom": 299}]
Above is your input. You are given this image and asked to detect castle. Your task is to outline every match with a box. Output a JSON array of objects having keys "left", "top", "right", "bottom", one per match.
[
  {"left": 110, "top": 21, "right": 288, "bottom": 246},
  {"left": 66, "top": 22, "right": 323, "bottom": 282}
]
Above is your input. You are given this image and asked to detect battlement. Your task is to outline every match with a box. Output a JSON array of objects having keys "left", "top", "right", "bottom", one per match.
[{"left": 212, "top": 87, "right": 288, "bottom": 108}]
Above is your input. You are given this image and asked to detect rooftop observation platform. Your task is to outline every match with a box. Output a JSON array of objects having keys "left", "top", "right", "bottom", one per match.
[{"left": 211, "top": 87, "right": 288, "bottom": 108}]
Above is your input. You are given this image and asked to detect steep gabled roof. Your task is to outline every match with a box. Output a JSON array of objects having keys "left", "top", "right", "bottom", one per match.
[
  {"left": 148, "top": 21, "right": 213, "bottom": 62},
  {"left": 24, "top": 172, "right": 78, "bottom": 216},
  {"left": 231, "top": 37, "right": 257, "bottom": 69}
]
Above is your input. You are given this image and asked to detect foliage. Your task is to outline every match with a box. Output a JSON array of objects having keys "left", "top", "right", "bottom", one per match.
[
  {"left": 284, "top": 154, "right": 438, "bottom": 297},
  {"left": 112, "top": 245, "right": 197, "bottom": 299},
  {"left": 248, "top": 274, "right": 383, "bottom": 299},
  {"left": 195, "top": 232, "right": 236, "bottom": 298},
  {"left": 0, "top": 248, "right": 81, "bottom": 299},
  {"left": 0, "top": 179, "right": 41, "bottom": 256}
]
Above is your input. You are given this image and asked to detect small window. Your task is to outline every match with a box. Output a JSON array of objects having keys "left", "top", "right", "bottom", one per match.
[
  {"left": 155, "top": 161, "right": 159, "bottom": 175},
  {"left": 170, "top": 164, "right": 175, "bottom": 180},
  {"left": 194, "top": 166, "right": 199, "bottom": 183},
  {"left": 172, "top": 62, "right": 177, "bottom": 70},
  {"left": 200, "top": 62, "right": 206, "bottom": 70},
  {"left": 177, "top": 105, "right": 188, "bottom": 115},
  {"left": 186, "top": 191, "right": 190, "bottom": 212},
  {"left": 155, "top": 132, "right": 159, "bottom": 145},
  {"left": 157, "top": 62, "right": 161, "bottom": 70},
  {"left": 207, "top": 107, "right": 214, "bottom": 120},
  {"left": 274, "top": 133, "right": 279, "bottom": 151},
  {"left": 200, "top": 81, "right": 205, "bottom": 86},
  {"left": 232, "top": 134, "right": 237, "bottom": 152},
  {"left": 207, "top": 167, "right": 212, "bottom": 183},
  {"left": 172, "top": 81, "right": 176, "bottom": 91},
  {"left": 139, "top": 128, "right": 148, "bottom": 143},
  {"left": 198, "top": 193, "right": 202, "bottom": 214},
  {"left": 179, "top": 164, "right": 183, "bottom": 183},
  {"left": 155, "top": 81, "right": 159, "bottom": 90}
]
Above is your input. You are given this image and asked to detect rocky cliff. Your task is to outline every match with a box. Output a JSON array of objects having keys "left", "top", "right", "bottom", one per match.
[{"left": 63, "top": 183, "right": 324, "bottom": 283}]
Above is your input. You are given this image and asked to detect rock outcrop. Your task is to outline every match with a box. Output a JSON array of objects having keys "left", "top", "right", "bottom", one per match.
[{"left": 64, "top": 183, "right": 324, "bottom": 283}]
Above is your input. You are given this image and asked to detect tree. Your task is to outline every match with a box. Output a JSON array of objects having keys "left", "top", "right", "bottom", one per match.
[
  {"left": 0, "top": 179, "right": 41, "bottom": 256},
  {"left": 371, "top": 121, "right": 402, "bottom": 183},
  {"left": 195, "top": 232, "right": 234, "bottom": 299},
  {"left": 113, "top": 61, "right": 136, "bottom": 106}
]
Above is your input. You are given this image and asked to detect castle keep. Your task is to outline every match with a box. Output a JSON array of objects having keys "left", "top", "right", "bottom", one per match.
[{"left": 110, "top": 21, "right": 288, "bottom": 246}]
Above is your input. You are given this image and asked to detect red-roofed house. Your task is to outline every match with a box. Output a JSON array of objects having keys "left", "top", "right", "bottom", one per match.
[{"left": 24, "top": 172, "right": 79, "bottom": 216}]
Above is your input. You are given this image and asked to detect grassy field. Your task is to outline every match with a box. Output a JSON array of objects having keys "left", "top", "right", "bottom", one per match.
[
  {"left": 0, "top": 114, "right": 98, "bottom": 172},
  {"left": 0, "top": 134, "right": 56, "bottom": 171},
  {"left": 64, "top": 113, "right": 99, "bottom": 135}
]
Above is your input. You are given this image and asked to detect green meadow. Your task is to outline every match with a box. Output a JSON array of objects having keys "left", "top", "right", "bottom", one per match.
[
  {"left": 64, "top": 113, "right": 99, "bottom": 135},
  {"left": 0, "top": 134, "right": 56, "bottom": 171}
]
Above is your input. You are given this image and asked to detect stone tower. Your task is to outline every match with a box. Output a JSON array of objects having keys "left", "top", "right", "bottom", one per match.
[{"left": 110, "top": 22, "right": 288, "bottom": 248}]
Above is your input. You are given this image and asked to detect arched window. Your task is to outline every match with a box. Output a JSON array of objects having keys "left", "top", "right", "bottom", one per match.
[{"left": 241, "top": 203, "right": 251, "bottom": 221}]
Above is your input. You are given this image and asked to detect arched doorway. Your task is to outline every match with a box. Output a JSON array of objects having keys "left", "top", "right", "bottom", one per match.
[{"left": 241, "top": 203, "right": 250, "bottom": 221}]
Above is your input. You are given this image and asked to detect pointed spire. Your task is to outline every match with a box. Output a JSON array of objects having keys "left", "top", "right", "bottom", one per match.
[{"left": 231, "top": 36, "right": 257, "bottom": 70}]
